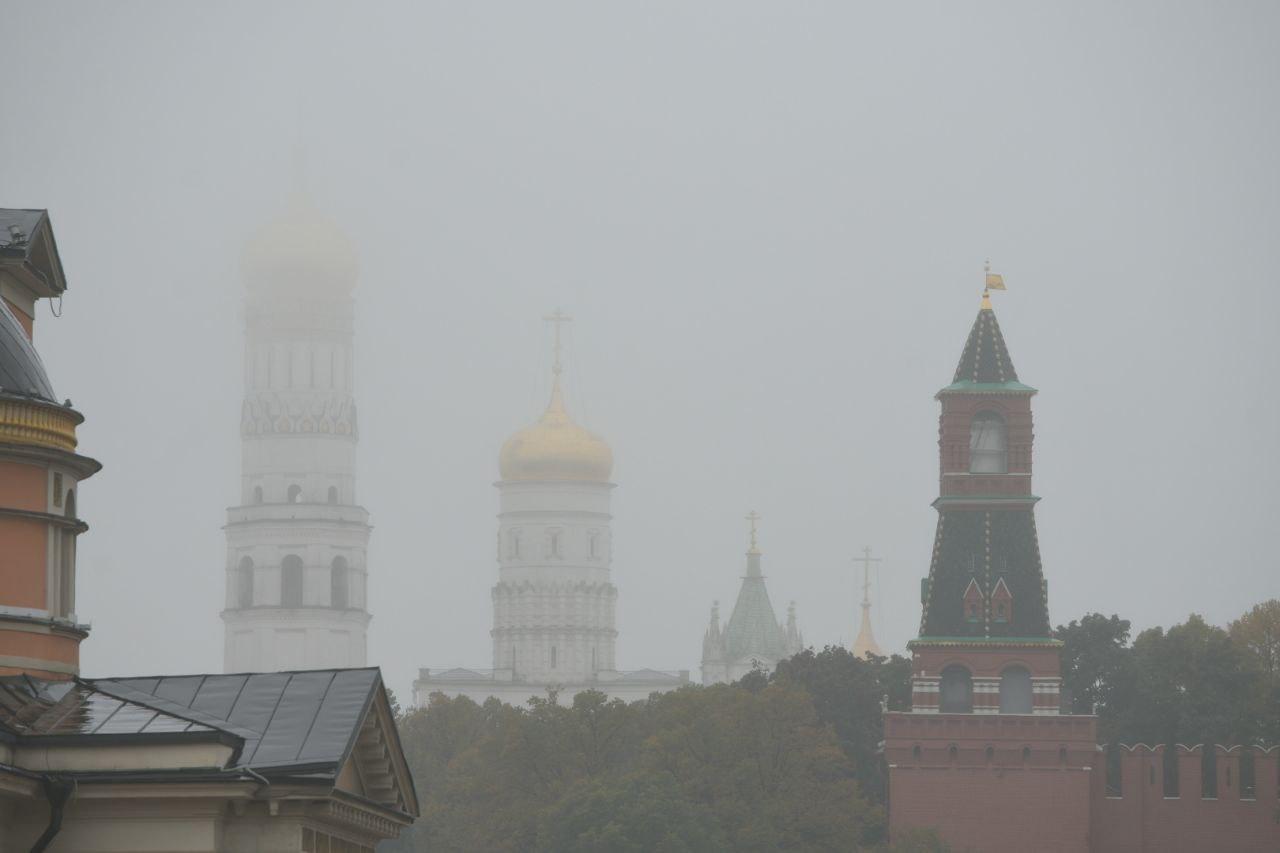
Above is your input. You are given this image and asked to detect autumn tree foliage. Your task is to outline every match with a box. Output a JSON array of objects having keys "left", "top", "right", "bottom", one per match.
[{"left": 385, "top": 652, "right": 927, "bottom": 852}]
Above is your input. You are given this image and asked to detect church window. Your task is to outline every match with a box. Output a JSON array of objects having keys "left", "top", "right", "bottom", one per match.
[
  {"left": 287, "top": 484, "right": 303, "bottom": 504},
  {"left": 331, "top": 557, "right": 349, "bottom": 609},
  {"left": 237, "top": 556, "right": 254, "bottom": 608},
  {"left": 995, "top": 602, "right": 1007, "bottom": 621},
  {"left": 912, "top": 745, "right": 922, "bottom": 763},
  {"left": 588, "top": 530, "right": 599, "bottom": 559},
  {"left": 281, "top": 555, "right": 305, "bottom": 607},
  {"left": 939, "top": 665, "right": 973, "bottom": 713},
  {"left": 53, "top": 473, "right": 63, "bottom": 507},
  {"left": 548, "top": 529, "right": 562, "bottom": 559},
  {"left": 550, "top": 646, "right": 557, "bottom": 669},
  {"left": 327, "top": 485, "right": 339, "bottom": 505},
  {"left": 970, "top": 412, "right": 1008, "bottom": 473},
  {"left": 253, "top": 486, "right": 263, "bottom": 504},
  {"left": 509, "top": 529, "right": 522, "bottom": 560},
  {"left": 967, "top": 603, "right": 980, "bottom": 622},
  {"left": 998, "top": 666, "right": 1033, "bottom": 714}
]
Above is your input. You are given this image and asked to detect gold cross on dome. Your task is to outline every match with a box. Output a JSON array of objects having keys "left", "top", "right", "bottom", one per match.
[
  {"left": 543, "top": 309, "right": 573, "bottom": 376},
  {"left": 745, "top": 510, "right": 761, "bottom": 554}
]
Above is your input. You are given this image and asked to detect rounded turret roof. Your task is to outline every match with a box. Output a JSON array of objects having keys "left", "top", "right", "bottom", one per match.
[
  {"left": 240, "top": 192, "right": 357, "bottom": 293},
  {"left": 0, "top": 300, "right": 55, "bottom": 403},
  {"left": 498, "top": 380, "right": 613, "bottom": 483}
]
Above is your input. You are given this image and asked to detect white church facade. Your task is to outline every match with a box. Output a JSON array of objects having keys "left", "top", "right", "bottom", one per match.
[
  {"left": 221, "top": 190, "right": 372, "bottom": 672},
  {"left": 414, "top": 315, "right": 688, "bottom": 707}
]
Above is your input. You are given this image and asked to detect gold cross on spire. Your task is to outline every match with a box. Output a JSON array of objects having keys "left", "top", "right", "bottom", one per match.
[
  {"left": 543, "top": 309, "right": 573, "bottom": 376},
  {"left": 745, "top": 510, "right": 761, "bottom": 555},
  {"left": 852, "top": 546, "right": 882, "bottom": 606}
]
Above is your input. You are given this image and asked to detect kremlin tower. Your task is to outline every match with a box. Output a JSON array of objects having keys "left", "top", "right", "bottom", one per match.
[
  {"left": 0, "top": 210, "right": 99, "bottom": 680},
  {"left": 220, "top": 189, "right": 372, "bottom": 672},
  {"left": 414, "top": 312, "right": 687, "bottom": 706}
]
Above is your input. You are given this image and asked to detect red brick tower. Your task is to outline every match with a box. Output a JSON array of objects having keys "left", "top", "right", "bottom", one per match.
[
  {"left": 910, "top": 285, "right": 1060, "bottom": 713},
  {"left": 0, "top": 210, "right": 99, "bottom": 679},
  {"left": 883, "top": 279, "right": 1096, "bottom": 852}
]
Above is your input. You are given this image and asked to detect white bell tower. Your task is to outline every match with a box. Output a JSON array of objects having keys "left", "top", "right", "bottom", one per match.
[{"left": 221, "top": 190, "right": 372, "bottom": 672}]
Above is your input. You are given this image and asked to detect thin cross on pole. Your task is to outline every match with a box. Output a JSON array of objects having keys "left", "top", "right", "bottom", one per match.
[
  {"left": 853, "top": 546, "right": 882, "bottom": 607},
  {"left": 543, "top": 309, "right": 573, "bottom": 376},
  {"left": 745, "top": 510, "right": 761, "bottom": 555}
]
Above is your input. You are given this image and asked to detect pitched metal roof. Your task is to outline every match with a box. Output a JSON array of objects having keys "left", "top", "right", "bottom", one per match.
[
  {"left": 0, "top": 677, "right": 218, "bottom": 739},
  {"left": 722, "top": 553, "right": 789, "bottom": 662},
  {"left": 0, "top": 208, "right": 66, "bottom": 296},
  {"left": 0, "top": 298, "right": 57, "bottom": 402},
  {"left": 951, "top": 306, "right": 1019, "bottom": 385},
  {"left": 93, "top": 668, "right": 383, "bottom": 772}
]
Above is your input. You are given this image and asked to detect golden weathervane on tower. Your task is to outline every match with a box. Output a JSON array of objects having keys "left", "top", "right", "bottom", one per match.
[{"left": 981, "top": 260, "right": 1006, "bottom": 309}]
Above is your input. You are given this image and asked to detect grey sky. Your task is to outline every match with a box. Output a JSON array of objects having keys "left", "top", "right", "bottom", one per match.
[{"left": 3, "top": 1, "right": 1277, "bottom": 699}]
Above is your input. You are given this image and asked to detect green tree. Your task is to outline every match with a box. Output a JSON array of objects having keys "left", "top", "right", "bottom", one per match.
[
  {"left": 1054, "top": 614, "right": 1134, "bottom": 729},
  {"left": 536, "top": 771, "right": 727, "bottom": 852}
]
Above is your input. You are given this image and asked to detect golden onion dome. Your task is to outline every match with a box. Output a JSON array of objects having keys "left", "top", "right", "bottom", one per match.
[
  {"left": 240, "top": 191, "right": 358, "bottom": 293},
  {"left": 499, "top": 379, "right": 613, "bottom": 482}
]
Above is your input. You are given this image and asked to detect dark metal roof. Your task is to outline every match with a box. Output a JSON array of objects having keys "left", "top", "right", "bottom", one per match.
[
  {"left": 93, "top": 668, "right": 383, "bottom": 772},
  {"left": 0, "top": 298, "right": 57, "bottom": 402},
  {"left": 952, "top": 306, "right": 1019, "bottom": 385},
  {"left": 0, "top": 677, "right": 217, "bottom": 738}
]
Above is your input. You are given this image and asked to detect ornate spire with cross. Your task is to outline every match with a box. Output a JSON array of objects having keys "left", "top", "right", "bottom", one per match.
[
  {"left": 852, "top": 546, "right": 884, "bottom": 658},
  {"left": 745, "top": 510, "right": 761, "bottom": 556},
  {"left": 544, "top": 309, "right": 572, "bottom": 377}
]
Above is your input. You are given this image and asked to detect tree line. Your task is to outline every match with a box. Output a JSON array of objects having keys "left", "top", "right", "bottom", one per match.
[{"left": 383, "top": 600, "right": 1278, "bottom": 852}]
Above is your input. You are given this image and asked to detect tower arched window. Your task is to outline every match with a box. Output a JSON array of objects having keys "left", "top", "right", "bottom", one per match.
[
  {"left": 588, "top": 530, "right": 599, "bottom": 560},
  {"left": 287, "top": 484, "right": 303, "bottom": 504},
  {"left": 970, "top": 412, "right": 1008, "bottom": 473},
  {"left": 236, "top": 556, "right": 255, "bottom": 608},
  {"left": 999, "top": 665, "right": 1033, "bottom": 714},
  {"left": 548, "top": 529, "right": 562, "bottom": 559},
  {"left": 939, "top": 665, "right": 973, "bottom": 713},
  {"left": 508, "top": 529, "right": 521, "bottom": 560},
  {"left": 330, "top": 556, "right": 349, "bottom": 609},
  {"left": 253, "top": 486, "right": 263, "bottom": 504},
  {"left": 281, "top": 555, "right": 304, "bottom": 607},
  {"left": 327, "top": 485, "right": 339, "bottom": 505}
]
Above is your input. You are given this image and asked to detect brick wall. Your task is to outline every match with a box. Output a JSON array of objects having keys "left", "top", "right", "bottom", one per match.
[
  {"left": 886, "top": 715, "right": 1280, "bottom": 852},
  {"left": 1090, "top": 744, "right": 1279, "bottom": 852}
]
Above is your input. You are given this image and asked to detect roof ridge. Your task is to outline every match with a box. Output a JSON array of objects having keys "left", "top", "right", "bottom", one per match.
[{"left": 89, "top": 678, "right": 258, "bottom": 745}]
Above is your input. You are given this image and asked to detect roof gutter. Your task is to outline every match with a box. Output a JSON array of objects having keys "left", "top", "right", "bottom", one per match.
[{"left": 30, "top": 775, "right": 73, "bottom": 853}]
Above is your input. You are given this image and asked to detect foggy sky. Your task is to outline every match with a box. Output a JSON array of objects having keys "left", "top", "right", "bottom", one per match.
[{"left": 3, "top": 1, "right": 1277, "bottom": 700}]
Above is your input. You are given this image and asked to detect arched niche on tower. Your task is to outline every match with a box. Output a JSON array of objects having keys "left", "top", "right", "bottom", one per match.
[
  {"left": 998, "top": 664, "right": 1033, "bottom": 714},
  {"left": 969, "top": 411, "right": 1008, "bottom": 473},
  {"left": 236, "top": 556, "right": 255, "bottom": 608},
  {"left": 939, "top": 664, "right": 974, "bottom": 713},
  {"left": 281, "top": 555, "right": 304, "bottom": 607},
  {"left": 330, "top": 556, "right": 349, "bottom": 609}
]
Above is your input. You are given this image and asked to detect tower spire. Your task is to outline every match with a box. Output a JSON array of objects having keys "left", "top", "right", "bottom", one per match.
[{"left": 852, "top": 547, "right": 883, "bottom": 658}]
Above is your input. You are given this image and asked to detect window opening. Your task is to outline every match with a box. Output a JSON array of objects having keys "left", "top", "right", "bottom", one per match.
[{"left": 970, "top": 412, "right": 1008, "bottom": 473}]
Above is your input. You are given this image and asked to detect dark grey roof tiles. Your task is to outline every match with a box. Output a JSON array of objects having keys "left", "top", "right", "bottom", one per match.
[
  {"left": 0, "top": 299, "right": 56, "bottom": 402},
  {"left": 95, "top": 668, "right": 382, "bottom": 772}
]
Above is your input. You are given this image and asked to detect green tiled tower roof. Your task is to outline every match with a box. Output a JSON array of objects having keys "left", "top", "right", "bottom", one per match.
[
  {"left": 952, "top": 306, "right": 1018, "bottom": 385},
  {"left": 722, "top": 550, "right": 790, "bottom": 662}
]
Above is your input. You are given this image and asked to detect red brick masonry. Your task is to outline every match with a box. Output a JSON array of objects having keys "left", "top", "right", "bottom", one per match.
[{"left": 884, "top": 713, "right": 1280, "bottom": 853}]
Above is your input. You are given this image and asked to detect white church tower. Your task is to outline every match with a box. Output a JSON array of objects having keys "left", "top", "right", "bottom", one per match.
[
  {"left": 415, "top": 312, "right": 687, "bottom": 706},
  {"left": 221, "top": 189, "right": 372, "bottom": 672}
]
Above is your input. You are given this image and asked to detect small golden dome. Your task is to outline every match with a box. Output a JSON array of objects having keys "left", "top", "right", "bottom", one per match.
[
  {"left": 241, "top": 191, "right": 358, "bottom": 293},
  {"left": 499, "top": 379, "right": 613, "bottom": 482}
]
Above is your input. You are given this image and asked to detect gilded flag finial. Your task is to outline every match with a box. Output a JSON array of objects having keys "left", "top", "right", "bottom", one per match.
[{"left": 981, "top": 260, "right": 1005, "bottom": 309}]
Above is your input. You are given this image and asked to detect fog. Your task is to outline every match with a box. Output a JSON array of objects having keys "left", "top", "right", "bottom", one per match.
[{"left": 3, "top": 1, "right": 1277, "bottom": 700}]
